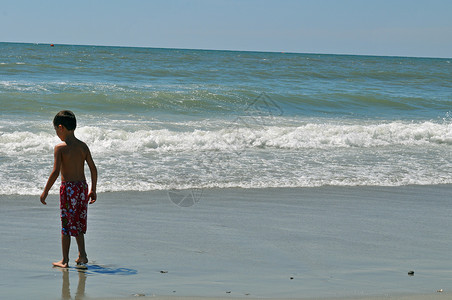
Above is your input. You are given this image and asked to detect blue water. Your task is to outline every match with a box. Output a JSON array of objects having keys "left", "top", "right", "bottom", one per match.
[{"left": 1, "top": 42, "right": 451, "bottom": 194}]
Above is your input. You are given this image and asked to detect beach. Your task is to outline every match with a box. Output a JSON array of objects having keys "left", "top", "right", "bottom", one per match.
[{"left": 1, "top": 185, "right": 451, "bottom": 299}]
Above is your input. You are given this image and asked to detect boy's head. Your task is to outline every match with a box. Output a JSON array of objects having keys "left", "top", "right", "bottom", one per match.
[{"left": 53, "top": 110, "right": 76, "bottom": 131}]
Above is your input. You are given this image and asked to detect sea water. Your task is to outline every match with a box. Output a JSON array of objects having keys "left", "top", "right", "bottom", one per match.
[{"left": 1, "top": 42, "right": 451, "bottom": 195}]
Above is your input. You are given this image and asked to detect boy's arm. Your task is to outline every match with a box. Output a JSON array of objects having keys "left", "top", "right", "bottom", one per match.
[
  {"left": 86, "top": 147, "right": 97, "bottom": 204},
  {"left": 40, "top": 145, "right": 62, "bottom": 205}
]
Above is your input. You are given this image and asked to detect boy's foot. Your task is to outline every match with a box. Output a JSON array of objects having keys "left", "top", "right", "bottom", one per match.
[
  {"left": 75, "top": 257, "right": 88, "bottom": 265},
  {"left": 75, "top": 256, "right": 88, "bottom": 269},
  {"left": 52, "top": 260, "right": 69, "bottom": 268}
]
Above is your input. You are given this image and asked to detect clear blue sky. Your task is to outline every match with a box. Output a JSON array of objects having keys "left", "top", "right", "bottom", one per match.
[{"left": 1, "top": 0, "right": 452, "bottom": 58}]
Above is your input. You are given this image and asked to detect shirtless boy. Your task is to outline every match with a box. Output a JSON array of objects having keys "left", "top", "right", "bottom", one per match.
[{"left": 40, "top": 110, "right": 98, "bottom": 268}]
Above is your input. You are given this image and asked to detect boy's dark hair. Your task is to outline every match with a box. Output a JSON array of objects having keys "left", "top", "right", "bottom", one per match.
[{"left": 53, "top": 110, "right": 77, "bottom": 130}]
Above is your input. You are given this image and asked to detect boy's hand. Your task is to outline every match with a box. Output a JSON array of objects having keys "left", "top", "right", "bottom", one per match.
[
  {"left": 40, "top": 191, "right": 48, "bottom": 205},
  {"left": 88, "top": 190, "right": 97, "bottom": 204}
]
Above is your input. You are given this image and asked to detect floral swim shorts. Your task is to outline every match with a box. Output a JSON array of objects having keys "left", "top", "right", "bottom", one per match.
[{"left": 60, "top": 181, "right": 89, "bottom": 236}]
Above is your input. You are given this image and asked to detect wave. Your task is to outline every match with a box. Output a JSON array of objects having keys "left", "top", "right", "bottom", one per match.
[
  {"left": 1, "top": 118, "right": 451, "bottom": 195},
  {"left": 1, "top": 120, "right": 451, "bottom": 157},
  {"left": 85, "top": 121, "right": 452, "bottom": 154}
]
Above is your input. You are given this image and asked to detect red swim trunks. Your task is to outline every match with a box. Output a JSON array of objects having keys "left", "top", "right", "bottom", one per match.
[{"left": 60, "top": 181, "right": 89, "bottom": 236}]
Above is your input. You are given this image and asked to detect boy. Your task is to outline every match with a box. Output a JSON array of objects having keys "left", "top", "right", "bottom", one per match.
[{"left": 40, "top": 110, "right": 98, "bottom": 268}]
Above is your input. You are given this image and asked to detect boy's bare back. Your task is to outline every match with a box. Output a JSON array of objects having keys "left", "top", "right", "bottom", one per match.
[{"left": 56, "top": 137, "right": 95, "bottom": 182}]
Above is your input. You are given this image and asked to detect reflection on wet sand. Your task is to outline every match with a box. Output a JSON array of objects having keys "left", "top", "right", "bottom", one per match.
[
  {"left": 61, "top": 269, "right": 86, "bottom": 300},
  {"left": 58, "top": 264, "right": 137, "bottom": 300}
]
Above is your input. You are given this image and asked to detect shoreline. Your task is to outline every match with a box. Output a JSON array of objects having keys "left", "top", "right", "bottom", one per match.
[{"left": 3, "top": 182, "right": 452, "bottom": 196}]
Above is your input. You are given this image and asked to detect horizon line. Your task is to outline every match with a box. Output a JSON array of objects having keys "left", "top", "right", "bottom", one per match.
[{"left": 1, "top": 41, "right": 451, "bottom": 60}]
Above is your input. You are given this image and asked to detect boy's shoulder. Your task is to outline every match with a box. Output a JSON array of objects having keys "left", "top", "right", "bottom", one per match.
[
  {"left": 55, "top": 138, "right": 89, "bottom": 151},
  {"left": 55, "top": 142, "right": 68, "bottom": 150}
]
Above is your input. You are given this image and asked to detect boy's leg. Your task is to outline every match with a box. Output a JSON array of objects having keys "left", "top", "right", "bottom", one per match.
[
  {"left": 75, "top": 234, "right": 88, "bottom": 264},
  {"left": 53, "top": 234, "right": 70, "bottom": 268}
]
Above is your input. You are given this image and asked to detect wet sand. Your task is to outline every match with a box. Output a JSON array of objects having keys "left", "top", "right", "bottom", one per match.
[{"left": 1, "top": 185, "right": 451, "bottom": 299}]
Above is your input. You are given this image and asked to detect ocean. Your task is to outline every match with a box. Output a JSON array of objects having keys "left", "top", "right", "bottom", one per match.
[{"left": 1, "top": 42, "right": 451, "bottom": 195}]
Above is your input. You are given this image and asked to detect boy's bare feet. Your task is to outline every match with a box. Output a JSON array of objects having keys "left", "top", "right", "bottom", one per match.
[
  {"left": 75, "top": 256, "right": 88, "bottom": 265},
  {"left": 53, "top": 260, "right": 69, "bottom": 268}
]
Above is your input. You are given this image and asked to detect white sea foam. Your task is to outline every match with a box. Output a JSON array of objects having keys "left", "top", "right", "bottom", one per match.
[
  {"left": 2, "top": 120, "right": 451, "bottom": 156},
  {"left": 73, "top": 120, "right": 452, "bottom": 154},
  {"left": 1, "top": 119, "right": 451, "bottom": 195}
]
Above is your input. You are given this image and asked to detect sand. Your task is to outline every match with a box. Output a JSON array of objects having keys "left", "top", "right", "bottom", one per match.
[{"left": 1, "top": 185, "right": 451, "bottom": 299}]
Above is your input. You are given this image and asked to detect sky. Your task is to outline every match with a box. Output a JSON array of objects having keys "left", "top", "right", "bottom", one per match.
[{"left": 1, "top": 0, "right": 452, "bottom": 58}]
